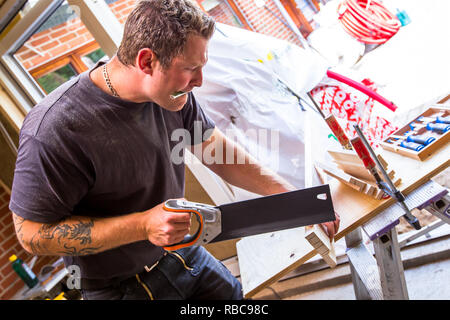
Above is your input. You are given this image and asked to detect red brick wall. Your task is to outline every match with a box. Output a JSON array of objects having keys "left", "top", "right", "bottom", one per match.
[
  {"left": 205, "top": 0, "right": 302, "bottom": 46},
  {"left": 15, "top": 0, "right": 304, "bottom": 71},
  {"left": 233, "top": 0, "right": 302, "bottom": 45},
  {"left": 15, "top": 0, "right": 136, "bottom": 71},
  {"left": 0, "top": 185, "right": 58, "bottom": 300},
  {"left": 208, "top": 2, "right": 243, "bottom": 27}
]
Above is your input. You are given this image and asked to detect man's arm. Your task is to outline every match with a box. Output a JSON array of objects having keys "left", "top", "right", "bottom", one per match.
[
  {"left": 191, "top": 127, "right": 340, "bottom": 238},
  {"left": 12, "top": 201, "right": 191, "bottom": 256},
  {"left": 190, "top": 127, "right": 295, "bottom": 196}
]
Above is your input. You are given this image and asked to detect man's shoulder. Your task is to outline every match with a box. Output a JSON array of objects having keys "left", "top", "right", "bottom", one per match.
[{"left": 21, "top": 75, "right": 85, "bottom": 138}]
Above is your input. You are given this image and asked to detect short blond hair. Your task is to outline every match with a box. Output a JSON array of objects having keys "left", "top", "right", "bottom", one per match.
[{"left": 117, "top": 0, "right": 215, "bottom": 69}]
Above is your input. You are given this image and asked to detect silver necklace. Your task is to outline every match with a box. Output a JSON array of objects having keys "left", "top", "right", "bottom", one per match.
[{"left": 102, "top": 64, "right": 119, "bottom": 97}]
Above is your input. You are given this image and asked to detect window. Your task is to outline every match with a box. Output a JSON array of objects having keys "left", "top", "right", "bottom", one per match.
[
  {"left": 82, "top": 48, "right": 107, "bottom": 68},
  {"left": 13, "top": 1, "right": 107, "bottom": 94},
  {"left": 27, "top": 41, "right": 106, "bottom": 94},
  {"left": 200, "top": 0, "right": 247, "bottom": 29},
  {"left": 200, "top": 0, "right": 316, "bottom": 47},
  {"left": 36, "top": 63, "right": 77, "bottom": 93},
  {"left": 0, "top": 0, "right": 122, "bottom": 109}
]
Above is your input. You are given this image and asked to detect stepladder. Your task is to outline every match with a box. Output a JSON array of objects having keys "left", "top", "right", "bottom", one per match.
[{"left": 344, "top": 180, "right": 450, "bottom": 300}]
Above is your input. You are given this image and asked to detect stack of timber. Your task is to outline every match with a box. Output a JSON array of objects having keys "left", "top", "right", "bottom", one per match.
[{"left": 315, "top": 149, "right": 401, "bottom": 200}]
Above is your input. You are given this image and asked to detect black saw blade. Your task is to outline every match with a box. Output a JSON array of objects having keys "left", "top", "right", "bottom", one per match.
[{"left": 210, "top": 184, "right": 335, "bottom": 242}]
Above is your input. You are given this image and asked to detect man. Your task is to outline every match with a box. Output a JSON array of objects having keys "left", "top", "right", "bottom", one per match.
[{"left": 10, "top": 0, "right": 339, "bottom": 300}]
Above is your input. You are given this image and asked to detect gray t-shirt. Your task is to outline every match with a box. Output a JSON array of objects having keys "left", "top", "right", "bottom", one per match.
[{"left": 9, "top": 63, "right": 215, "bottom": 282}]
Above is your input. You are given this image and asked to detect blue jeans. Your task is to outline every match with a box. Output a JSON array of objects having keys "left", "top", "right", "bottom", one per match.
[{"left": 81, "top": 246, "right": 243, "bottom": 300}]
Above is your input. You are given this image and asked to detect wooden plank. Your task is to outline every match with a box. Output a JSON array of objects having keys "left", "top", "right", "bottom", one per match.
[
  {"left": 0, "top": 87, "right": 23, "bottom": 190},
  {"left": 237, "top": 140, "right": 450, "bottom": 298},
  {"left": 308, "top": 160, "right": 337, "bottom": 268},
  {"left": 305, "top": 225, "right": 337, "bottom": 268},
  {"left": 330, "top": 149, "right": 392, "bottom": 182},
  {"left": 237, "top": 227, "right": 316, "bottom": 297},
  {"left": 362, "top": 183, "right": 377, "bottom": 197},
  {"left": 0, "top": 86, "right": 24, "bottom": 133},
  {"left": 377, "top": 154, "right": 389, "bottom": 170},
  {"left": 315, "top": 162, "right": 365, "bottom": 192},
  {"left": 334, "top": 159, "right": 374, "bottom": 181},
  {"left": 317, "top": 162, "right": 398, "bottom": 199},
  {"left": 329, "top": 149, "right": 389, "bottom": 170},
  {"left": 328, "top": 149, "right": 362, "bottom": 165},
  {"left": 335, "top": 160, "right": 396, "bottom": 183}
]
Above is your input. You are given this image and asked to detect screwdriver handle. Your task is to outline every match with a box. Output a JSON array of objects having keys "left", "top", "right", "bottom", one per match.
[
  {"left": 426, "top": 122, "right": 450, "bottom": 133},
  {"left": 325, "top": 115, "right": 352, "bottom": 150},
  {"left": 436, "top": 116, "right": 450, "bottom": 124}
]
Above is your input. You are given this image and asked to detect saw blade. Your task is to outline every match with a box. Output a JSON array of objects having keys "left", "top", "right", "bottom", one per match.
[{"left": 211, "top": 184, "right": 335, "bottom": 242}]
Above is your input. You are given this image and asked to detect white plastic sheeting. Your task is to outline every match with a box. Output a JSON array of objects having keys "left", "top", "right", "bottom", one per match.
[{"left": 193, "top": 23, "right": 329, "bottom": 197}]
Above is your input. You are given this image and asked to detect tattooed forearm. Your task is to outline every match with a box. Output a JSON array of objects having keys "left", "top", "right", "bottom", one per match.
[
  {"left": 60, "top": 244, "right": 103, "bottom": 256},
  {"left": 12, "top": 211, "right": 146, "bottom": 257},
  {"left": 12, "top": 214, "right": 25, "bottom": 245},
  {"left": 39, "top": 219, "right": 94, "bottom": 245},
  {"left": 29, "top": 218, "right": 103, "bottom": 256}
]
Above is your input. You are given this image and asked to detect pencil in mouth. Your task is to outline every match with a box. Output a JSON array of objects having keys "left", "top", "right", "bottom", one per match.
[{"left": 170, "top": 91, "right": 188, "bottom": 99}]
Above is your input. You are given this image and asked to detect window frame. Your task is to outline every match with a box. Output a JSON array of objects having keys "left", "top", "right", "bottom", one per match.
[
  {"left": 0, "top": 0, "right": 64, "bottom": 112},
  {"left": 29, "top": 41, "right": 103, "bottom": 94},
  {"left": 0, "top": 0, "right": 121, "bottom": 111}
]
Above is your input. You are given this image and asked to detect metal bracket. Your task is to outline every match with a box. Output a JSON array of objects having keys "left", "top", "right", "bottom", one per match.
[
  {"left": 398, "top": 193, "right": 450, "bottom": 247},
  {"left": 362, "top": 180, "right": 448, "bottom": 241}
]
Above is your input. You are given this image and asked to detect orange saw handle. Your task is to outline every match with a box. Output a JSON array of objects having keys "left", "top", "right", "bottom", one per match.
[{"left": 162, "top": 202, "right": 204, "bottom": 251}]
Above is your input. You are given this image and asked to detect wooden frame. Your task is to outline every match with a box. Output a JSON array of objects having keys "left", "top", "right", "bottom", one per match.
[
  {"left": 309, "top": 0, "right": 320, "bottom": 11},
  {"left": 279, "top": 0, "right": 313, "bottom": 36},
  {"left": 0, "top": 0, "right": 60, "bottom": 108},
  {"left": 28, "top": 41, "right": 102, "bottom": 94},
  {"left": 221, "top": 0, "right": 254, "bottom": 31},
  {"left": 326, "top": 148, "right": 401, "bottom": 200},
  {"left": 67, "top": 0, "right": 123, "bottom": 58}
]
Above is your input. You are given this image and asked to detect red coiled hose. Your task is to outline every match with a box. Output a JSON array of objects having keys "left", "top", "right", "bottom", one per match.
[{"left": 337, "top": 0, "right": 401, "bottom": 44}]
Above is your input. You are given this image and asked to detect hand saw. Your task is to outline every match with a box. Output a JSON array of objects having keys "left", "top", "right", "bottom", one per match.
[{"left": 163, "top": 184, "right": 335, "bottom": 250}]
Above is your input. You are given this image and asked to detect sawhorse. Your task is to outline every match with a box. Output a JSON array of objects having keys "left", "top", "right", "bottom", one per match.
[{"left": 344, "top": 180, "right": 449, "bottom": 300}]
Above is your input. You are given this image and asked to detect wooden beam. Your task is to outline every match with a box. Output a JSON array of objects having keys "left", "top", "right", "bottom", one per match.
[
  {"left": 223, "top": 0, "right": 253, "bottom": 31},
  {"left": 0, "top": 118, "right": 17, "bottom": 190},
  {"left": 67, "top": 0, "right": 123, "bottom": 58},
  {"left": 0, "top": 84, "right": 24, "bottom": 191},
  {"left": 315, "top": 162, "right": 366, "bottom": 192},
  {"left": 305, "top": 224, "right": 337, "bottom": 268},
  {"left": 279, "top": 0, "right": 313, "bottom": 36},
  {"left": 310, "top": 0, "right": 320, "bottom": 11},
  {"left": 0, "top": 85, "right": 25, "bottom": 132}
]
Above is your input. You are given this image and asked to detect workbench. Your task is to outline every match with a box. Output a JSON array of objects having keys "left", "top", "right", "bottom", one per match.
[
  {"left": 237, "top": 0, "right": 450, "bottom": 298},
  {"left": 237, "top": 107, "right": 450, "bottom": 299}
]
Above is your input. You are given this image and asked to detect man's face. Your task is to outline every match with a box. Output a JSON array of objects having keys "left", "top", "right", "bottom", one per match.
[{"left": 149, "top": 34, "right": 209, "bottom": 111}]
